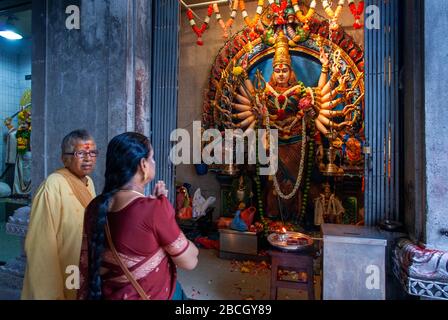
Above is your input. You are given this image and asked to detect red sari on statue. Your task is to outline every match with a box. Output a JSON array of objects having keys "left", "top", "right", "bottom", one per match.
[{"left": 78, "top": 196, "right": 189, "bottom": 300}]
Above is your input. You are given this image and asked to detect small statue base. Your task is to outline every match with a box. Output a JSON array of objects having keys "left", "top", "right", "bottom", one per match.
[{"left": 0, "top": 207, "right": 30, "bottom": 299}]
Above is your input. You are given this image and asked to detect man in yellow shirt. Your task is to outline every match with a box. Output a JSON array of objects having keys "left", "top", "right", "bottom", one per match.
[{"left": 22, "top": 130, "right": 98, "bottom": 300}]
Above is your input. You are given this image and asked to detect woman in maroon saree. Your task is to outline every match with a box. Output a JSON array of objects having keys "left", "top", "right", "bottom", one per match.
[{"left": 78, "top": 133, "right": 198, "bottom": 300}]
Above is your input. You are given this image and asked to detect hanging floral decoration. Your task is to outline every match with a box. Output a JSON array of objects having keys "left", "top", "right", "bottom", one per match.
[
  {"left": 321, "top": 0, "right": 345, "bottom": 31},
  {"left": 213, "top": 0, "right": 239, "bottom": 39},
  {"left": 16, "top": 89, "right": 32, "bottom": 155},
  {"left": 187, "top": 5, "right": 214, "bottom": 46},
  {"left": 269, "top": 0, "right": 289, "bottom": 25},
  {"left": 239, "top": 0, "right": 264, "bottom": 29},
  {"left": 255, "top": 125, "right": 269, "bottom": 236},
  {"left": 348, "top": 0, "right": 364, "bottom": 29},
  {"left": 16, "top": 111, "right": 31, "bottom": 155},
  {"left": 291, "top": 0, "right": 317, "bottom": 31}
]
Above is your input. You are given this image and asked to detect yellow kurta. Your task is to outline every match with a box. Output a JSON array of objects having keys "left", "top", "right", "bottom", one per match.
[{"left": 21, "top": 172, "right": 95, "bottom": 300}]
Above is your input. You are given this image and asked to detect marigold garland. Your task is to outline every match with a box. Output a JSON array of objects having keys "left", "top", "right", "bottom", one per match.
[
  {"left": 213, "top": 0, "right": 239, "bottom": 39},
  {"left": 239, "top": 0, "right": 264, "bottom": 28},
  {"left": 269, "top": 0, "right": 288, "bottom": 25},
  {"left": 322, "top": 0, "right": 345, "bottom": 30},
  {"left": 291, "top": 0, "right": 316, "bottom": 30},
  {"left": 348, "top": 0, "right": 364, "bottom": 29},
  {"left": 186, "top": 5, "right": 214, "bottom": 45}
]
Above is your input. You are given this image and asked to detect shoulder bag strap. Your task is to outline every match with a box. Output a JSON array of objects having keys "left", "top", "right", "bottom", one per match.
[{"left": 105, "top": 220, "right": 151, "bottom": 300}]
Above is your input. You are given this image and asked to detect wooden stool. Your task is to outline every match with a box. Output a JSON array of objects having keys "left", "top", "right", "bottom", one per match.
[{"left": 269, "top": 250, "right": 315, "bottom": 300}]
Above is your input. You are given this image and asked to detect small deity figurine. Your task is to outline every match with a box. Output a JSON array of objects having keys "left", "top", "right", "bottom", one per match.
[
  {"left": 314, "top": 182, "right": 345, "bottom": 225},
  {"left": 176, "top": 185, "right": 192, "bottom": 220},
  {"left": 343, "top": 135, "right": 363, "bottom": 166},
  {"left": 231, "top": 175, "right": 253, "bottom": 211},
  {"left": 7, "top": 89, "right": 32, "bottom": 197}
]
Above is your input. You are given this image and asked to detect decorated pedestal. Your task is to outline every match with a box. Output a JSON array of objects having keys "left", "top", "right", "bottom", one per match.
[
  {"left": 393, "top": 239, "right": 448, "bottom": 300},
  {"left": 0, "top": 206, "right": 30, "bottom": 298}
]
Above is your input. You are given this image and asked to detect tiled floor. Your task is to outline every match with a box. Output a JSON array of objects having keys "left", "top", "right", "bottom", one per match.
[
  {"left": 0, "top": 244, "right": 321, "bottom": 300},
  {"left": 0, "top": 245, "right": 320, "bottom": 300}
]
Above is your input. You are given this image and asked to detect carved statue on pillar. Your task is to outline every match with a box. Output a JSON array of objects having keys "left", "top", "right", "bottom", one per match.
[
  {"left": 0, "top": 206, "right": 31, "bottom": 298},
  {"left": 393, "top": 239, "right": 448, "bottom": 300}
]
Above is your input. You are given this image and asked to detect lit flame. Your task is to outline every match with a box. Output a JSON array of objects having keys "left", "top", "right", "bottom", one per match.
[{"left": 281, "top": 227, "right": 287, "bottom": 234}]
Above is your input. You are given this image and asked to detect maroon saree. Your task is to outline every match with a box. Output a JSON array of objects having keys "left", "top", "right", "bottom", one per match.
[{"left": 78, "top": 196, "right": 189, "bottom": 300}]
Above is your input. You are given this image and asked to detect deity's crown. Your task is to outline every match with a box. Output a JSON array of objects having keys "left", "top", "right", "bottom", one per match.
[{"left": 274, "top": 31, "right": 291, "bottom": 67}]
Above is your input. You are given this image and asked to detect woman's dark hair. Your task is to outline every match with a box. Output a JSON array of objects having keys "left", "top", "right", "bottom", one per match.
[{"left": 88, "top": 132, "right": 152, "bottom": 300}]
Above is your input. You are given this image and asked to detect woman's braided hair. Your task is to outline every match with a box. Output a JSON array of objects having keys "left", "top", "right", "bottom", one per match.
[{"left": 87, "top": 132, "right": 152, "bottom": 299}]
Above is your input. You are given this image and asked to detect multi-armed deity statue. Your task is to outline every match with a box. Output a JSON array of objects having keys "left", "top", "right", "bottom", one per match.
[
  {"left": 202, "top": 3, "right": 365, "bottom": 226},
  {"left": 228, "top": 31, "right": 357, "bottom": 220}
]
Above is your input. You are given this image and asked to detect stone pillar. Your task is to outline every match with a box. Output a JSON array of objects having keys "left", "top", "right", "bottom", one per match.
[
  {"left": 31, "top": 0, "right": 153, "bottom": 192},
  {"left": 0, "top": 0, "right": 155, "bottom": 299},
  {"left": 423, "top": 0, "right": 448, "bottom": 251}
]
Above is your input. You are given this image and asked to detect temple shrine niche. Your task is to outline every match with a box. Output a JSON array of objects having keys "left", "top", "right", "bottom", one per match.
[{"left": 199, "top": 1, "right": 365, "bottom": 232}]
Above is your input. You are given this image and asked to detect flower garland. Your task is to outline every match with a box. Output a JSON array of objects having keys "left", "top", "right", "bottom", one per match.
[
  {"left": 239, "top": 0, "right": 264, "bottom": 29},
  {"left": 213, "top": 0, "right": 239, "bottom": 39},
  {"left": 16, "top": 109, "right": 31, "bottom": 155},
  {"left": 321, "top": 0, "right": 345, "bottom": 30},
  {"left": 269, "top": 115, "right": 307, "bottom": 200},
  {"left": 348, "top": 0, "right": 364, "bottom": 29},
  {"left": 186, "top": 5, "right": 214, "bottom": 46},
  {"left": 291, "top": 0, "right": 317, "bottom": 31},
  {"left": 16, "top": 89, "right": 32, "bottom": 155},
  {"left": 298, "top": 129, "right": 315, "bottom": 226},
  {"left": 268, "top": 0, "right": 288, "bottom": 25},
  {"left": 255, "top": 122, "right": 269, "bottom": 236}
]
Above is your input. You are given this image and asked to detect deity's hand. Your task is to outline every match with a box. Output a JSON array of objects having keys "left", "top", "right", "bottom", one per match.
[
  {"left": 337, "top": 121, "right": 352, "bottom": 130},
  {"left": 331, "top": 65, "right": 341, "bottom": 78},
  {"left": 343, "top": 104, "right": 356, "bottom": 116},
  {"left": 337, "top": 74, "right": 350, "bottom": 92},
  {"left": 344, "top": 90, "right": 356, "bottom": 101},
  {"left": 319, "top": 47, "right": 329, "bottom": 66}
]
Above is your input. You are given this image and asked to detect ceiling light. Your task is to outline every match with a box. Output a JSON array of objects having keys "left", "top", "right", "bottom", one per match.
[
  {"left": 0, "top": 15, "right": 23, "bottom": 40},
  {"left": 0, "top": 29, "right": 23, "bottom": 40}
]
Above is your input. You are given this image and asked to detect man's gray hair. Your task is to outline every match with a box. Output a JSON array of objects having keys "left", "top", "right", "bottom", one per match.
[{"left": 61, "top": 130, "right": 94, "bottom": 154}]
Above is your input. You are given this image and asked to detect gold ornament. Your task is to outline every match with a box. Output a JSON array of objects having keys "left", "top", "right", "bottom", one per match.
[{"left": 273, "top": 31, "right": 292, "bottom": 67}]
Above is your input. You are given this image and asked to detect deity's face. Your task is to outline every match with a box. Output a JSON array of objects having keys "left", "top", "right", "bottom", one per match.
[{"left": 273, "top": 64, "right": 291, "bottom": 87}]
